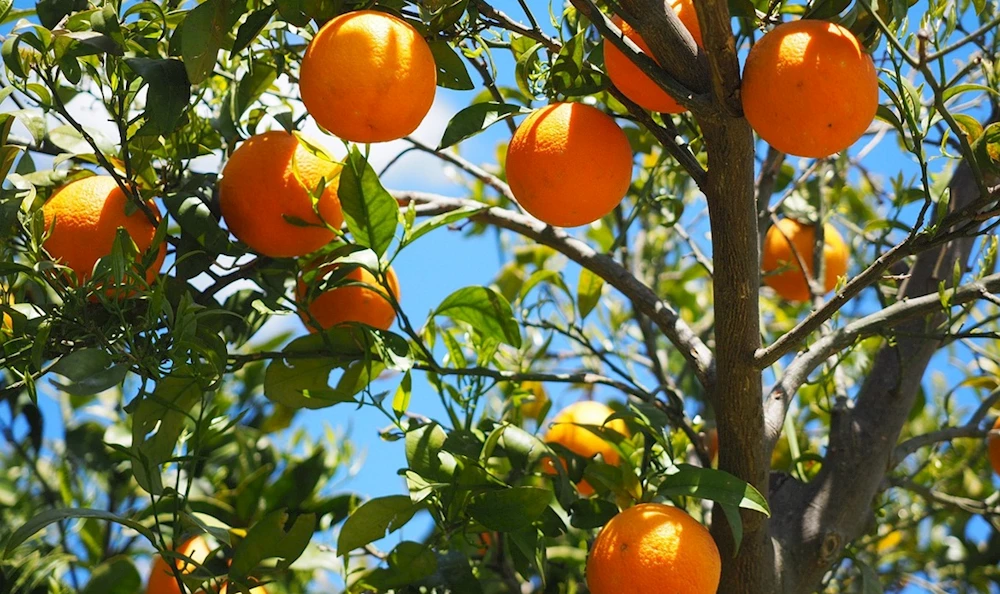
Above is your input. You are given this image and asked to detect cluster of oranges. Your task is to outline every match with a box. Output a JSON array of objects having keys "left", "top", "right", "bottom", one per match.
[
  {"left": 33, "top": 8, "right": 886, "bottom": 594},
  {"left": 40, "top": 11, "right": 422, "bottom": 331},
  {"left": 535, "top": 399, "right": 721, "bottom": 594}
]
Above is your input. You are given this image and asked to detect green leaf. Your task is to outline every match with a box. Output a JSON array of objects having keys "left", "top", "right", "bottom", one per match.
[
  {"left": 234, "top": 63, "right": 277, "bottom": 119},
  {"left": 180, "top": 0, "right": 228, "bottom": 85},
  {"left": 130, "top": 375, "right": 202, "bottom": 494},
  {"left": 50, "top": 349, "right": 128, "bottom": 396},
  {"left": 125, "top": 58, "right": 191, "bottom": 135},
  {"left": 4, "top": 508, "right": 155, "bottom": 558},
  {"left": 859, "top": 560, "right": 884, "bottom": 593},
  {"left": 438, "top": 102, "right": 528, "bottom": 149},
  {"left": 337, "top": 495, "right": 422, "bottom": 555},
  {"left": 262, "top": 328, "right": 384, "bottom": 409},
  {"left": 550, "top": 31, "right": 604, "bottom": 97},
  {"left": 405, "top": 206, "right": 487, "bottom": 245},
  {"left": 418, "top": 551, "right": 482, "bottom": 593},
  {"left": 82, "top": 557, "right": 141, "bottom": 594},
  {"left": 433, "top": 286, "right": 521, "bottom": 347},
  {"left": 231, "top": 6, "right": 275, "bottom": 58},
  {"left": 36, "top": 0, "right": 84, "bottom": 29},
  {"left": 428, "top": 41, "right": 474, "bottom": 90},
  {"left": 568, "top": 498, "right": 618, "bottom": 529},
  {"left": 229, "top": 510, "right": 316, "bottom": 579},
  {"left": 719, "top": 503, "right": 744, "bottom": 556},
  {"left": 467, "top": 486, "right": 551, "bottom": 531},
  {"left": 577, "top": 268, "right": 604, "bottom": 319},
  {"left": 658, "top": 465, "right": 770, "bottom": 516},
  {"left": 0, "top": 0, "right": 12, "bottom": 24},
  {"left": 161, "top": 192, "right": 232, "bottom": 253},
  {"left": 392, "top": 370, "right": 412, "bottom": 419},
  {"left": 362, "top": 541, "right": 438, "bottom": 589},
  {"left": 406, "top": 422, "right": 458, "bottom": 481},
  {"left": 338, "top": 147, "right": 399, "bottom": 258}
]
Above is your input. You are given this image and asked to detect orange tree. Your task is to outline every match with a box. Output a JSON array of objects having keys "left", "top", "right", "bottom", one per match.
[{"left": 1, "top": 0, "right": 1000, "bottom": 590}]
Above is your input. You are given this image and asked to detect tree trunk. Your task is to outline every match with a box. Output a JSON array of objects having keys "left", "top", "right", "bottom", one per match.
[{"left": 770, "top": 161, "right": 988, "bottom": 593}]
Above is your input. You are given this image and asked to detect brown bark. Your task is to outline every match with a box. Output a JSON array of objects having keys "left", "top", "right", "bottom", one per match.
[{"left": 769, "top": 162, "right": 989, "bottom": 593}]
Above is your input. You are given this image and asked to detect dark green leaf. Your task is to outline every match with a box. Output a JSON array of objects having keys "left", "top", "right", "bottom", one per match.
[
  {"left": 263, "top": 328, "right": 384, "bottom": 409},
  {"left": 568, "top": 498, "right": 618, "bottom": 529},
  {"left": 125, "top": 58, "right": 191, "bottom": 135},
  {"left": 231, "top": 6, "right": 275, "bottom": 58},
  {"left": 439, "top": 102, "right": 528, "bottom": 149},
  {"left": 4, "top": 508, "right": 155, "bottom": 557},
  {"left": 406, "top": 422, "right": 458, "bottom": 481},
  {"left": 337, "top": 495, "right": 422, "bottom": 555},
  {"left": 363, "top": 541, "right": 438, "bottom": 589},
  {"left": 859, "top": 560, "right": 884, "bottom": 593},
  {"left": 50, "top": 349, "right": 128, "bottom": 396},
  {"left": 229, "top": 510, "right": 316, "bottom": 578},
  {"left": 130, "top": 376, "right": 202, "bottom": 494},
  {"left": 467, "top": 486, "right": 551, "bottom": 531},
  {"left": 658, "top": 464, "right": 770, "bottom": 516},
  {"left": 550, "top": 31, "right": 604, "bottom": 97},
  {"left": 36, "top": 0, "right": 85, "bottom": 29},
  {"left": 82, "top": 558, "right": 141, "bottom": 594},
  {"left": 433, "top": 286, "right": 521, "bottom": 347},
  {"left": 719, "top": 503, "right": 744, "bottom": 556},
  {"left": 338, "top": 147, "right": 399, "bottom": 258},
  {"left": 428, "top": 41, "right": 473, "bottom": 90},
  {"left": 180, "top": 0, "right": 228, "bottom": 84}
]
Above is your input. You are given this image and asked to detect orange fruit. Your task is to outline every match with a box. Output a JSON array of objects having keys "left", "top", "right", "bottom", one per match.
[
  {"left": 300, "top": 10, "right": 437, "bottom": 143},
  {"left": 146, "top": 536, "right": 212, "bottom": 594},
  {"left": 219, "top": 131, "right": 344, "bottom": 258},
  {"left": 475, "top": 531, "right": 495, "bottom": 557},
  {"left": 741, "top": 19, "right": 878, "bottom": 158},
  {"left": 518, "top": 381, "right": 549, "bottom": 420},
  {"left": 988, "top": 417, "right": 1000, "bottom": 476},
  {"left": 603, "top": 1, "right": 703, "bottom": 113},
  {"left": 506, "top": 103, "right": 633, "bottom": 227},
  {"left": 543, "top": 400, "right": 629, "bottom": 496},
  {"left": 42, "top": 176, "right": 165, "bottom": 292},
  {"left": 296, "top": 265, "right": 400, "bottom": 332},
  {"left": 586, "top": 502, "right": 720, "bottom": 594},
  {"left": 704, "top": 428, "right": 718, "bottom": 466},
  {"left": 761, "top": 218, "right": 848, "bottom": 302}
]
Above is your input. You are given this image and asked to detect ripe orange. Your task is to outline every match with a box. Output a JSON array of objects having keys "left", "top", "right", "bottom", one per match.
[
  {"left": 146, "top": 536, "right": 212, "bottom": 594},
  {"left": 603, "top": 0, "right": 703, "bottom": 113},
  {"left": 543, "top": 400, "right": 629, "bottom": 496},
  {"left": 586, "top": 502, "right": 720, "bottom": 594},
  {"left": 296, "top": 265, "right": 400, "bottom": 332},
  {"left": 761, "top": 218, "right": 848, "bottom": 302},
  {"left": 219, "top": 131, "right": 344, "bottom": 258},
  {"left": 506, "top": 103, "right": 633, "bottom": 227},
  {"left": 988, "top": 417, "right": 1000, "bottom": 476},
  {"left": 42, "top": 176, "right": 165, "bottom": 291},
  {"left": 704, "top": 428, "right": 718, "bottom": 466},
  {"left": 518, "top": 381, "right": 549, "bottom": 420},
  {"left": 741, "top": 19, "right": 878, "bottom": 158},
  {"left": 300, "top": 10, "right": 437, "bottom": 143}
]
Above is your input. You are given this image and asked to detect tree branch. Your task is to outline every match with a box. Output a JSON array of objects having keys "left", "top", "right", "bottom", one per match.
[
  {"left": 891, "top": 388, "right": 1000, "bottom": 466},
  {"left": 392, "top": 190, "right": 716, "bottom": 390},
  {"left": 769, "top": 159, "right": 990, "bottom": 594},
  {"left": 616, "top": 0, "right": 712, "bottom": 106}
]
